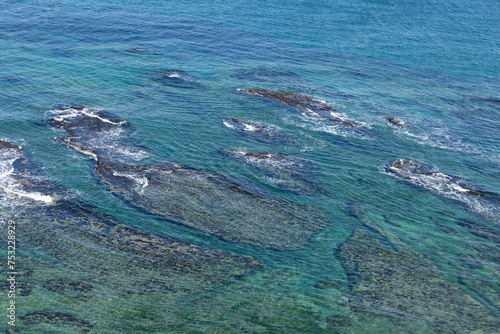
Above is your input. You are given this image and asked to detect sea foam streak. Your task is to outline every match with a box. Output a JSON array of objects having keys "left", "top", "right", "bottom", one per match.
[
  {"left": 384, "top": 160, "right": 500, "bottom": 223},
  {"left": 0, "top": 144, "right": 55, "bottom": 206}
]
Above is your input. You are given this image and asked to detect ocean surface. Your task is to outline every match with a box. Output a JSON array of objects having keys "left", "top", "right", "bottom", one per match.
[{"left": 1, "top": 0, "right": 499, "bottom": 333}]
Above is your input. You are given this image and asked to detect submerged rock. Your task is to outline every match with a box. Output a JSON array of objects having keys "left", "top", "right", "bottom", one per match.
[
  {"left": 50, "top": 108, "right": 327, "bottom": 250},
  {"left": 337, "top": 203, "right": 500, "bottom": 332},
  {"left": 22, "top": 311, "right": 94, "bottom": 333},
  {"left": 0, "top": 142, "right": 261, "bottom": 298},
  {"left": 223, "top": 118, "right": 294, "bottom": 144},
  {"left": 236, "top": 88, "right": 359, "bottom": 128},
  {"left": 220, "top": 148, "right": 325, "bottom": 196},
  {"left": 233, "top": 68, "right": 303, "bottom": 83},
  {"left": 51, "top": 105, "right": 147, "bottom": 163},
  {"left": 95, "top": 159, "right": 326, "bottom": 250},
  {"left": 147, "top": 69, "right": 201, "bottom": 89}
]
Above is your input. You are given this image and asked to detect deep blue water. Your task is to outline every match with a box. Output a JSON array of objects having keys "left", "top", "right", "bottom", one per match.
[{"left": 1, "top": 0, "right": 499, "bottom": 333}]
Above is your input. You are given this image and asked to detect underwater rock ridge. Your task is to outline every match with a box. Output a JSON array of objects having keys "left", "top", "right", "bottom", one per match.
[
  {"left": 386, "top": 159, "right": 491, "bottom": 197},
  {"left": 0, "top": 141, "right": 262, "bottom": 291},
  {"left": 50, "top": 106, "right": 328, "bottom": 250}
]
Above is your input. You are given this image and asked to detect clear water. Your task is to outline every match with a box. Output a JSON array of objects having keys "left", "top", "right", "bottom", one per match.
[{"left": 1, "top": 0, "right": 499, "bottom": 333}]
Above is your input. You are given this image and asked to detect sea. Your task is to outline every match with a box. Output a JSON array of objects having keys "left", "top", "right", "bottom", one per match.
[{"left": 0, "top": 0, "right": 499, "bottom": 333}]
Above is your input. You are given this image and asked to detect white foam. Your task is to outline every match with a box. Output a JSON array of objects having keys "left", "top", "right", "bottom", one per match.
[
  {"left": 1, "top": 187, "right": 53, "bottom": 204},
  {"left": 50, "top": 106, "right": 127, "bottom": 126},
  {"left": 0, "top": 149, "right": 55, "bottom": 206},
  {"left": 112, "top": 171, "right": 149, "bottom": 194},
  {"left": 383, "top": 162, "right": 499, "bottom": 223},
  {"left": 223, "top": 120, "right": 236, "bottom": 129},
  {"left": 242, "top": 123, "right": 259, "bottom": 132}
]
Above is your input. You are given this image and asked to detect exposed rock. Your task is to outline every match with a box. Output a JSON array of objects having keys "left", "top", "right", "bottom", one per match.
[
  {"left": 236, "top": 88, "right": 359, "bottom": 128},
  {"left": 386, "top": 159, "right": 488, "bottom": 197},
  {"left": 387, "top": 117, "right": 408, "bottom": 127}
]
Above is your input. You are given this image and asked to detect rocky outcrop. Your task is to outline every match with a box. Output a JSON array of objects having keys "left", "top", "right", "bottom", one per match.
[{"left": 236, "top": 89, "right": 359, "bottom": 128}]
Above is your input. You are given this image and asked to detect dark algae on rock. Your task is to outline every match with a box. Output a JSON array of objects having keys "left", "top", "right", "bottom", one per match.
[
  {"left": 50, "top": 106, "right": 327, "bottom": 250},
  {"left": 335, "top": 202, "right": 500, "bottom": 333},
  {"left": 23, "top": 312, "right": 94, "bottom": 333}
]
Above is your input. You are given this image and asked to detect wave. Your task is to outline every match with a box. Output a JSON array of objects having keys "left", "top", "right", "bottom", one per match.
[{"left": 0, "top": 142, "right": 56, "bottom": 207}]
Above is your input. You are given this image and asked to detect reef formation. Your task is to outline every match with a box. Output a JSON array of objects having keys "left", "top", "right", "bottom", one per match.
[
  {"left": 386, "top": 159, "right": 488, "bottom": 197},
  {"left": 0, "top": 141, "right": 262, "bottom": 331},
  {"left": 223, "top": 118, "right": 294, "bottom": 144},
  {"left": 147, "top": 69, "right": 201, "bottom": 89},
  {"left": 51, "top": 106, "right": 327, "bottom": 250}
]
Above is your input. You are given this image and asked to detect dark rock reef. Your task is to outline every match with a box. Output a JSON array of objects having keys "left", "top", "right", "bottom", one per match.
[
  {"left": 236, "top": 88, "right": 359, "bottom": 128},
  {"left": 220, "top": 148, "right": 325, "bottom": 196},
  {"left": 0, "top": 141, "right": 261, "bottom": 298},
  {"left": 336, "top": 202, "right": 500, "bottom": 332},
  {"left": 223, "top": 118, "right": 294, "bottom": 144},
  {"left": 433, "top": 217, "right": 500, "bottom": 315},
  {"left": 50, "top": 107, "right": 327, "bottom": 250}
]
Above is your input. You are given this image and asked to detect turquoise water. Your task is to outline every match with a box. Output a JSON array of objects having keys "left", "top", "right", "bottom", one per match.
[{"left": 1, "top": 0, "right": 499, "bottom": 333}]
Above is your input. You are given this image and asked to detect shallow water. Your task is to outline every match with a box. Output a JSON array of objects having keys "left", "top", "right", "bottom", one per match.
[{"left": 0, "top": 0, "right": 499, "bottom": 333}]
